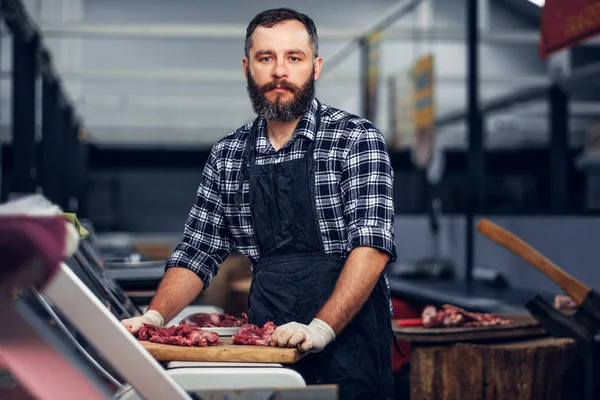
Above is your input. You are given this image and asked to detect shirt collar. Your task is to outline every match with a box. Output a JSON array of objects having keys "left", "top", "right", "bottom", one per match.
[
  {"left": 291, "top": 97, "right": 320, "bottom": 141},
  {"left": 254, "top": 97, "right": 320, "bottom": 151}
]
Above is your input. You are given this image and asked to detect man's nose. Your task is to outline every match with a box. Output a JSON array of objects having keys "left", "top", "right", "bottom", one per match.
[{"left": 272, "top": 61, "right": 288, "bottom": 79}]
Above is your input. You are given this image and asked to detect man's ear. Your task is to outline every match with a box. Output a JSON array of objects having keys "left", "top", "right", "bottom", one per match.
[
  {"left": 313, "top": 56, "right": 323, "bottom": 81},
  {"left": 242, "top": 57, "right": 249, "bottom": 78}
]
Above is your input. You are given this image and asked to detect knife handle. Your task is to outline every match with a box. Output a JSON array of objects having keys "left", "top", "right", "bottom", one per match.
[
  {"left": 476, "top": 218, "right": 590, "bottom": 305},
  {"left": 396, "top": 318, "right": 423, "bottom": 327}
]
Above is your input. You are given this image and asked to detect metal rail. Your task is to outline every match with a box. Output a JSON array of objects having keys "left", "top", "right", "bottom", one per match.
[
  {"left": 436, "top": 84, "right": 552, "bottom": 127},
  {"left": 321, "top": 0, "right": 423, "bottom": 75},
  {"left": 4, "top": 22, "right": 599, "bottom": 47},
  {"left": 0, "top": 68, "right": 549, "bottom": 84},
  {"left": 435, "top": 59, "right": 600, "bottom": 128}
]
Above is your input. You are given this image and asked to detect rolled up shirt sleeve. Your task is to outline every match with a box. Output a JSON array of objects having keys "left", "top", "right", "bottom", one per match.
[
  {"left": 165, "top": 146, "right": 232, "bottom": 288},
  {"left": 340, "top": 125, "right": 397, "bottom": 262}
]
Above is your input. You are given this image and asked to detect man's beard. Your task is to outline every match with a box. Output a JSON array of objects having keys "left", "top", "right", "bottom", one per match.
[{"left": 246, "top": 66, "right": 315, "bottom": 122}]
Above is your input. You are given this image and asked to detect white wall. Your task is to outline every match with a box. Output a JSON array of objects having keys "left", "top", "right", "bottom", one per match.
[{"left": 1, "top": 0, "right": 550, "bottom": 147}]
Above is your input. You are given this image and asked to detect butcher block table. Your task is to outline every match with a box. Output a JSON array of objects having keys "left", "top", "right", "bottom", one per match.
[
  {"left": 140, "top": 337, "right": 303, "bottom": 364},
  {"left": 394, "top": 313, "right": 580, "bottom": 400}
]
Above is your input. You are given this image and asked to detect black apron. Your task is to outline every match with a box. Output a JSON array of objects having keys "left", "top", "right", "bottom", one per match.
[{"left": 242, "top": 102, "right": 395, "bottom": 400}]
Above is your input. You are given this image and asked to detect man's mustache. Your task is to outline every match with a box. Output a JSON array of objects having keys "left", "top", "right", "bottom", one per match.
[{"left": 260, "top": 79, "right": 299, "bottom": 93}]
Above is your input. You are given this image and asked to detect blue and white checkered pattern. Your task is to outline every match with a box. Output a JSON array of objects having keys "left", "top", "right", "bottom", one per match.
[{"left": 166, "top": 98, "right": 397, "bottom": 312}]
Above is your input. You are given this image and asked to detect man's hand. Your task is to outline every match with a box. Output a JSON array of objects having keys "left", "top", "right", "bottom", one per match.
[
  {"left": 120, "top": 310, "right": 164, "bottom": 334},
  {"left": 271, "top": 318, "right": 336, "bottom": 353}
]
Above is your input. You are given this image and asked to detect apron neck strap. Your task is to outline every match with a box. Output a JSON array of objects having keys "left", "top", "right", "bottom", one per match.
[{"left": 235, "top": 99, "right": 321, "bottom": 209}]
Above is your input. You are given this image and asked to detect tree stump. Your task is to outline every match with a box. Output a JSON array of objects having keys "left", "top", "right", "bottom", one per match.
[{"left": 410, "top": 337, "right": 578, "bottom": 400}]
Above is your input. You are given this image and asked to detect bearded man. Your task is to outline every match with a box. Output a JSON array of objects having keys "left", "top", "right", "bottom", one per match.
[{"left": 121, "top": 8, "right": 397, "bottom": 400}]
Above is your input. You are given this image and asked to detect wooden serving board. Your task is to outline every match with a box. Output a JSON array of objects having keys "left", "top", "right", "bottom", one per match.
[
  {"left": 393, "top": 313, "right": 547, "bottom": 343},
  {"left": 140, "top": 338, "right": 303, "bottom": 364}
]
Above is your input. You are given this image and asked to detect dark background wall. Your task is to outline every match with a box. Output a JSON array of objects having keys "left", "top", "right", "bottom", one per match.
[
  {"left": 84, "top": 165, "right": 600, "bottom": 294},
  {"left": 81, "top": 153, "right": 600, "bottom": 294}
]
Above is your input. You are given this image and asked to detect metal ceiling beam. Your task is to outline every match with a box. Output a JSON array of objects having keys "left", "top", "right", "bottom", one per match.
[
  {"left": 76, "top": 91, "right": 598, "bottom": 115},
  {"left": 33, "top": 22, "right": 357, "bottom": 40},
  {"left": 0, "top": 68, "right": 362, "bottom": 83},
  {"left": 319, "top": 0, "right": 423, "bottom": 75},
  {"left": 0, "top": 67, "right": 549, "bottom": 84},
  {"left": 506, "top": 101, "right": 600, "bottom": 116},
  {"left": 6, "top": 21, "right": 600, "bottom": 47},
  {"left": 72, "top": 96, "right": 600, "bottom": 115},
  {"left": 388, "top": 29, "right": 600, "bottom": 47},
  {"left": 436, "top": 59, "right": 600, "bottom": 127}
]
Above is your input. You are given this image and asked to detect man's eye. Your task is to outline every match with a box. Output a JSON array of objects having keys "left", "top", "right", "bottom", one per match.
[
  {"left": 290, "top": 57, "right": 299, "bottom": 62},
  {"left": 261, "top": 57, "right": 272, "bottom": 62}
]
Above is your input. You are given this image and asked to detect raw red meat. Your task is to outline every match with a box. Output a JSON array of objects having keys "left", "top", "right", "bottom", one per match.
[
  {"left": 422, "top": 305, "right": 444, "bottom": 327},
  {"left": 231, "top": 321, "right": 277, "bottom": 346},
  {"left": 554, "top": 294, "right": 577, "bottom": 309},
  {"left": 137, "top": 323, "right": 219, "bottom": 347},
  {"left": 421, "top": 304, "right": 512, "bottom": 328},
  {"left": 179, "top": 312, "right": 248, "bottom": 328}
]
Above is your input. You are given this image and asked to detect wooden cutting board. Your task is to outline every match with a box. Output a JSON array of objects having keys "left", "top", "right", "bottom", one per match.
[
  {"left": 393, "top": 313, "right": 547, "bottom": 343},
  {"left": 139, "top": 338, "right": 303, "bottom": 364}
]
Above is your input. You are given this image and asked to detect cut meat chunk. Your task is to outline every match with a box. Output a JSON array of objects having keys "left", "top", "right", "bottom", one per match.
[
  {"left": 421, "top": 304, "right": 513, "bottom": 328},
  {"left": 137, "top": 323, "right": 219, "bottom": 347},
  {"left": 422, "top": 305, "right": 444, "bottom": 327},
  {"left": 180, "top": 312, "right": 248, "bottom": 328},
  {"left": 232, "top": 321, "right": 277, "bottom": 346},
  {"left": 180, "top": 313, "right": 220, "bottom": 327},
  {"left": 219, "top": 312, "right": 248, "bottom": 327}
]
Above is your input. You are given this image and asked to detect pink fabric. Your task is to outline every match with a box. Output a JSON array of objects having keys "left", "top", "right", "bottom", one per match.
[
  {"left": 0, "top": 216, "right": 66, "bottom": 292},
  {"left": 0, "top": 216, "right": 109, "bottom": 399},
  {"left": 0, "top": 302, "right": 109, "bottom": 400}
]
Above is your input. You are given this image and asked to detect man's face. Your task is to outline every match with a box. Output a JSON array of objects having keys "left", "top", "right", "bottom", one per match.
[{"left": 243, "top": 19, "right": 323, "bottom": 122}]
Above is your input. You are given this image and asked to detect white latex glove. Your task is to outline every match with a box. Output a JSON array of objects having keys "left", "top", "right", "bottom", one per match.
[
  {"left": 121, "top": 310, "right": 164, "bottom": 334},
  {"left": 271, "top": 318, "right": 335, "bottom": 353}
]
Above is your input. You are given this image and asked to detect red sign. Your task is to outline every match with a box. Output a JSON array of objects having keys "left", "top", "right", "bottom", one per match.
[{"left": 540, "top": 0, "right": 600, "bottom": 58}]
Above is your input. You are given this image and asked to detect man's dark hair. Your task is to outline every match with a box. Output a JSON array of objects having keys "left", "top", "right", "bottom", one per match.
[{"left": 245, "top": 8, "right": 319, "bottom": 59}]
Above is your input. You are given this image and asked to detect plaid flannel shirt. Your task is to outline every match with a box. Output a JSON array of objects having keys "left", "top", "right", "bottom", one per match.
[{"left": 166, "top": 97, "right": 397, "bottom": 313}]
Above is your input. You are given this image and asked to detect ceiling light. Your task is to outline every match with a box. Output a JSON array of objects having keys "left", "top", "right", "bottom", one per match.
[{"left": 527, "top": 0, "right": 544, "bottom": 6}]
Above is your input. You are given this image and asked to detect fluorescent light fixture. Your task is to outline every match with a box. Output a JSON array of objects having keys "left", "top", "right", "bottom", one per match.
[{"left": 527, "top": 0, "right": 544, "bottom": 6}]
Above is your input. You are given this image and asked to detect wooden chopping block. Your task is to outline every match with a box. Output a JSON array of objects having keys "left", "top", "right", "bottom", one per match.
[
  {"left": 410, "top": 337, "right": 578, "bottom": 400},
  {"left": 140, "top": 338, "right": 303, "bottom": 364}
]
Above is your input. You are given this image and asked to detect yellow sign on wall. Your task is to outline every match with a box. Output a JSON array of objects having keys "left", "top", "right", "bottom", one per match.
[
  {"left": 411, "top": 54, "right": 434, "bottom": 131},
  {"left": 364, "top": 31, "right": 382, "bottom": 123},
  {"left": 411, "top": 54, "right": 435, "bottom": 167}
]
